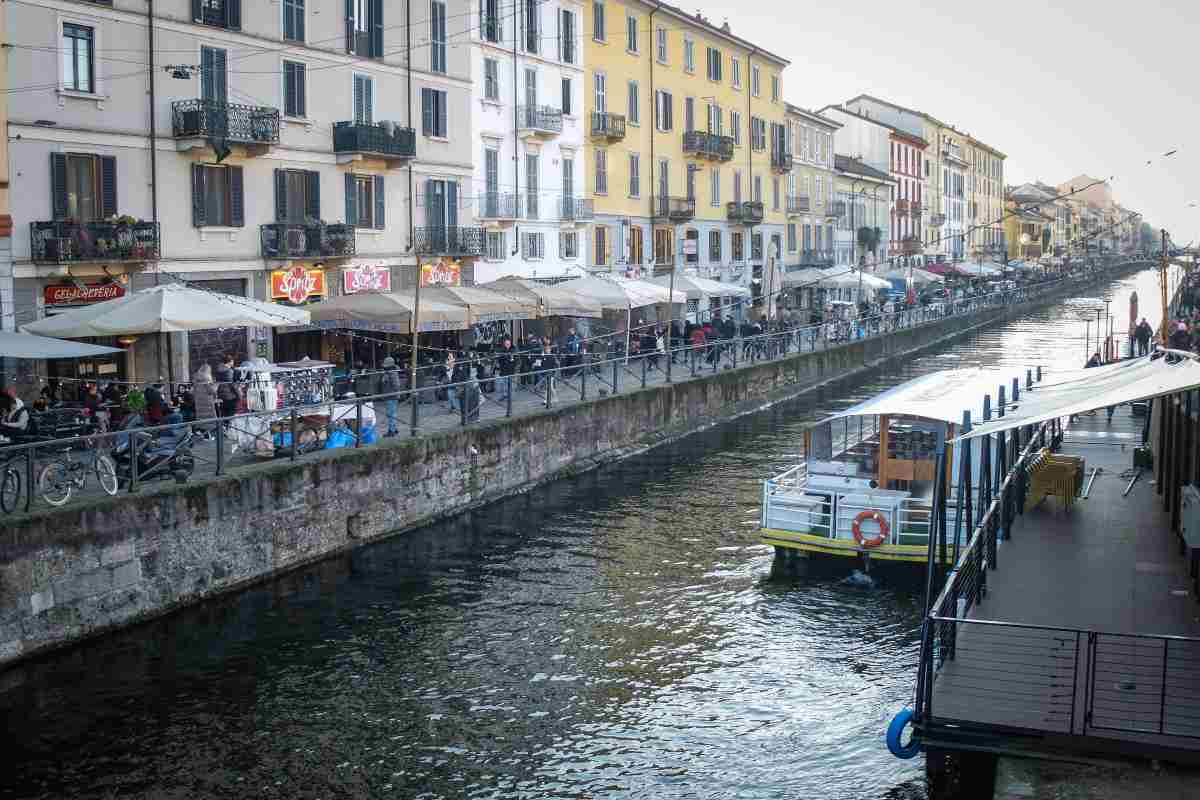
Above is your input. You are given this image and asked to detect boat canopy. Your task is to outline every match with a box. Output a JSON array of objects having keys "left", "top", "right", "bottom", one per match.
[
  {"left": 960, "top": 353, "right": 1200, "bottom": 440},
  {"left": 821, "top": 368, "right": 1023, "bottom": 426}
]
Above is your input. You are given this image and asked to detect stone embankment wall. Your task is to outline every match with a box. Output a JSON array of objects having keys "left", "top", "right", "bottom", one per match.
[{"left": 0, "top": 269, "right": 1144, "bottom": 668}]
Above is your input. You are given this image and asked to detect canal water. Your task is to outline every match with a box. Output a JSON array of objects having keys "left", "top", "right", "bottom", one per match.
[{"left": 0, "top": 268, "right": 1170, "bottom": 800}]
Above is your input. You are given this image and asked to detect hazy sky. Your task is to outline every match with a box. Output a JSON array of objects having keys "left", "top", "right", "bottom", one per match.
[{"left": 692, "top": 0, "right": 1197, "bottom": 242}]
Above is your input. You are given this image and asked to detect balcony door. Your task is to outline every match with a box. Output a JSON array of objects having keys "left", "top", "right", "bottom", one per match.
[
  {"left": 353, "top": 74, "right": 373, "bottom": 125},
  {"left": 562, "top": 157, "right": 574, "bottom": 200},
  {"left": 425, "top": 179, "right": 459, "bottom": 244},
  {"left": 524, "top": 68, "right": 537, "bottom": 110},
  {"left": 484, "top": 149, "right": 499, "bottom": 216}
]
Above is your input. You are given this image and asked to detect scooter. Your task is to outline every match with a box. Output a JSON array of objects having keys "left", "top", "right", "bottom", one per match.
[{"left": 112, "top": 413, "right": 196, "bottom": 485}]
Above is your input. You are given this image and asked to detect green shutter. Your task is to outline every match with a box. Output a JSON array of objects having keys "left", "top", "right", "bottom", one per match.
[
  {"left": 191, "top": 164, "right": 207, "bottom": 227},
  {"left": 374, "top": 175, "right": 385, "bottom": 230},
  {"left": 345, "top": 173, "right": 358, "bottom": 226}
]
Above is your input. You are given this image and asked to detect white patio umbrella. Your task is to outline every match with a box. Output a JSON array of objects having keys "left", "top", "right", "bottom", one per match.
[
  {"left": 22, "top": 283, "right": 310, "bottom": 337},
  {"left": 560, "top": 275, "right": 684, "bottom": 358},
  {"left": 0, "top": 331, "right": 123, "bottom": 359}
]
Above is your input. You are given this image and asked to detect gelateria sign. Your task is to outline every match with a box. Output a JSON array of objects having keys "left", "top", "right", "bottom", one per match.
[
  {"left": 271, "top": 266, "right": 327, "bottom": 304},
  {"left": 420, "top": 260, "right": 461, "bottom": 287},
  {"left": 44, "top": 283, "right": 126, "bottom": 306},
  {"left": 342, "top": 264, "right": 391, "bottom": 294}
]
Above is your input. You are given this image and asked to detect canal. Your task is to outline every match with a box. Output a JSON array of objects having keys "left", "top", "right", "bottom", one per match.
[{"left": 0, "top": 267, "right": 1168, "bottom": 800}]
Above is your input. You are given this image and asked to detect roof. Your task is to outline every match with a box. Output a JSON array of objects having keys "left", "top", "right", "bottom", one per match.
[
  {"left": 843, "top": 94, "right": 1007, "bottom": 159},
  {"left": 816, "top": 105, "right": 928, "bottom": 146},
  {"left": 785, "top": 102, "right": 842, "bottom": 130},
  {"left": 825, "top": 368, "right": 1022, "bottom": 426},
  {"left": 834, "top": 154, "right": 893, "bottom": 183},
  {"left": 634, "top": 1, "right": 789, "bottom": 66}
]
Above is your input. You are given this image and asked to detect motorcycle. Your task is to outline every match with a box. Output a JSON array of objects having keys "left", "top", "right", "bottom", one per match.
[{"left": 112, "top": 412, "right": 196, "bottom": 485}]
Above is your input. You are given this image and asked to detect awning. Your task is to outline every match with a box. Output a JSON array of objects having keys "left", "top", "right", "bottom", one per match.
[
  {"left": 647, "top": 273, "right": 751, "bottom": 299},
  {"left": 477, "top": 276, "right": 603, "bottom": 318},
  {"left": 0, "top": 331, "right": 124, "bottom": 359},
  {"left": 959, "top": 355, "right": 1200, "bottom": 440},
  {"left": 557, "top": 275, "right": 683, "bottom": 311},
  {"left": 881, "top": 268, "right": 944, "bottom": 286},
  {"left": 307, "top": 292, "right": 470, "bottom": 333},
  {"left": 419, "top": 285, "right": 537, "bottom": 324},
  {"left": 823, "top": 368, "right": 1023, "bottom": 426}
]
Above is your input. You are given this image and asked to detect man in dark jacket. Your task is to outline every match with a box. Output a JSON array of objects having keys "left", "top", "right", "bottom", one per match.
[
  {"left": 494, "top": 337, "right": 516, "bottom": 401},
  {"left": 1134, "top": 318, "right": 1153, "bottom": 357},
  {"left": 215, "top": 353, "right": 238, "bottom": 418}
]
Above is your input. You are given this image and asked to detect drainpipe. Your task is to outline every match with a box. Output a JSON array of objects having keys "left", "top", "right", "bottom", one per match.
[
  {"left": 648, "top": 2, "right": 662, "bottom": 277},
  {"left": 511, "top": 0, "right": 520, "bottom": 256},
  {"left": 406, "top": 0, "right": 413, "bottom": 253},
  {"left": 147, "top": 0, "right": 169, "bottom": 384},
  {"left": 745, "top": 46, "right": 757, "bottom": 307}
]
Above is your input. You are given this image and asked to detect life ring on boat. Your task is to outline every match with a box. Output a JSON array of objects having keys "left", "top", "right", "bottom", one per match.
[
  {"left": 852, "top": 510, "right": 889, "bottom": 547},
  {"left": 886, "top": 707, "right": 923, "bottom": 759}
]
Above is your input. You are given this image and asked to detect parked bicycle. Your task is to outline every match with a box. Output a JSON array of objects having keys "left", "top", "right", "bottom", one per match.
[{"left": 37, "top": 441, "right": 119, "bottom": 507}]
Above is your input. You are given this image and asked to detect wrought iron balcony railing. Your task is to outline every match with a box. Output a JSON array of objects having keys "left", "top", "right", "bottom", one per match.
[
  {"left": 477, "top": 193, "right": 524, "bottom": 221},
  {"left": 787, "top": 196, "right": 811, "bottom": 215},
  {"left": 516, "top": 105, "right": 564, "bottom": 135},
  {"left": 560, "top": 197, "right": 595, "bottom": 221},
  {"left": 652, "top": 196, "right": 696, "bottom": 222},
  {"left": 590, "top": 112, "right": 626, "bottom": 140},
  {"left": 797, "top": 249, "right": 834, "bottom": 266},
  {"left": 726, "top": 201, "right": 764, "bottom": 225},
  {"left": 771, "top": 151, "right": 794, "bottom": 172},
  {"left": 413, "top": 226, "right": 486, "bottom": 256},
  {"left": 260, "top": 223, "right": 355, "bottom": 259},
  {"left": 171, "top": 98, "right": 280, "bottom": 145},
  {"left": 333, "top": 121, "right": 416, "bottom": 161},
  {"left": 30, "top": 220, "right": 161, "bottom": 264},
  {"left": 682, "top": 131, "right": 734, "bottom": 161}
]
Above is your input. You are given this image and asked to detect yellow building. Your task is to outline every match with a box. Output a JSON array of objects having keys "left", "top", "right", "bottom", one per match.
[
  {"left": 784, "top": 104, "right": 839, "bottom": 268},
  {"left": 1004, "top": 200, "right": 1052, "bottom": 261},
  {"left": 965, "top": 136, "right": 1005, "bottom": 259},
  {"left": 583, "top": 2, "right": 788, "bottom": 312}
]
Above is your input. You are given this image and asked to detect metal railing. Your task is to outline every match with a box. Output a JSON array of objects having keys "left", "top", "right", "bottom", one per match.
[
  {"left": 516, "top": 105, "right": 563, "bottom": 134},
  {"left": 30, "top": 221, "right": 160, "bottom": 264},
  {"left": 590, "top": 111, "right": 626, "bottom": 139},
  {"left": 413, "top": 226, "right": 486, "bottom": 256},
  {"left": 653, "top": 196, "right": 696, "bottom": 222},
  {"left": 727, "top": 201, "right": 764, "bottom": 224},
  {"left": 771, "top": 151, "right": 794, "bottom": 172},
  {"left": 171, "top": 98, "right": 280, "bottom": 145},
  {"left": 477, "top": 193, "right": 524, "bottom": 221},
  {"left": 332, "top": 121, "right": 416, "bottom": 160},
  {"left": 787, "top": 196, "right": 811, "bottom": 215},
  {"left": 682, "top": 131, "right": 734, "bottom": 161},
  {"left": 260, "top": 223, "right": 355, "bottom": 259},
  {"left": 559, "top": 197, "right": 595, "bottom": 222}
]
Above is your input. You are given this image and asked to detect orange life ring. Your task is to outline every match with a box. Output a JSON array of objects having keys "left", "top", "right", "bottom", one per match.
[{"left": 852, "top": 510, "right": 889, "bottom": 548}]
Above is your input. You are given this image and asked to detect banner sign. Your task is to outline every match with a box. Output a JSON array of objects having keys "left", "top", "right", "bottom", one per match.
[
  {"left": 343, "top": 265, "right": 392, "bottom": 294},
  {"left": 44, "top": 283, "right": 126, "bottom": 306},
  {"left": 271, "top": 266, "right": 327, "bottom": 304},
  {"left": 420, "top": 261, "right": 461, "bottom": 287}
]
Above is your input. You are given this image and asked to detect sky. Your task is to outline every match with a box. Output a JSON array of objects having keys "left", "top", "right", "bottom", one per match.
[{"left": 691, "top": 0, "right": 1199, "bottom": 243}]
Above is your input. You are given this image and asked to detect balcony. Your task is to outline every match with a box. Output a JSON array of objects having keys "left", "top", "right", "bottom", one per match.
[
  {"left": 909, "top": 202, "right": 923, "bottom": 217},
  {"left": 727, "top": 201, "right": 764, "bottom": 225},
  {"left": 786, "top": 196, "right": 810, "bottom": 216},
  {"left": 260, "top": 223, "right": 355, "bottom": 260},
  {"left": 559, "top": 197, "right": 595, "bottom": 223},
  {"left": 930, "top": 213, "right": 947, "bottom": 227},
  {"left": 827, "top": 201, "right": 846, "bottom": 220},
  {"left": 30, "top": 220, "right": 160, "bottom": 265},
  {"left": 895, "top": 198, "right": 910, "bottom": 214},
  {"left": 799, "top": 249, "right": 834, "bottom": 267},
  {"left": 683, "top": 131, "right": 734, "bottom": 162},
  {"left": 653, "top": 196, "right": 696, "bottom": 223},
  {"left": 771, "top": 151, "right": 794, "bottom": 173},
  {"left": 901, "top": 236, "right": 923, "bottom": 256},
  {"left": 171, "top": 99, "right": 279, "bottom": 157},
  {"left": 516, "top": 105, "right": 563, "bottom": 138},
  {"left": 413, "top": 226, "right": 486, "bottom": 256},
  {"left": 333, "top": 121, "right": 416, "bottom": 167},
  {"left": 477, "top": 193, "right": 524, "bottom": 223},
  {"left": 590, "top": 112, "right": 626, "bottom": 141}
]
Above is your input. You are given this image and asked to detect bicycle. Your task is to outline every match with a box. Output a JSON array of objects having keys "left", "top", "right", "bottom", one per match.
[{"left": 37, "top": 441, "right": 119, "bottom": 507}]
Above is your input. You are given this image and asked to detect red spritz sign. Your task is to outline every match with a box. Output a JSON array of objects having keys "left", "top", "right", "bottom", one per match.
[{"left": 271, "top": 266, "right": 327, "bottom": 304}]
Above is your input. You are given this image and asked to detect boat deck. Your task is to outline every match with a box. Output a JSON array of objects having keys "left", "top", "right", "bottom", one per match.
[{"left": 926, "top": 407, "right": 1200, "bottom": 759}]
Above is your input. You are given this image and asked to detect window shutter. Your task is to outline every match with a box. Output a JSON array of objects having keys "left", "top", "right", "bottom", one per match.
[
  {"left": 345, "top": 173, "right": 358, "bottom": 226},
  {"left": 226, "top": 0, "right": 242, "bottom": 30},
  {"left": 191, "top": 164, "right": 207, "bottom": 227},
  {"left": 556, "top": 10, "right": 562, "bottom": 62},
  {"left": 229, "top": 166, "right": 245, "bottom": 227},
  {"left": 353, "top": 76, "right": 364, "bottom": 123},
  {"left": 345, "top": 0, "right": 354, "bottom": 53},
  {"left": 369, "top": 0, "right": 384, "bottom": 57},
  {"left": 99, "top": 156, "right": 118, "bottom": 218},
  {"left": 363, "top": 78, "right": 373, "bottom": 124},
  {"left": 423, "top": 178, "right": 435, "bottom": 224},
  {"left": 274, "top": 169, "right": 288, "bottom": 222},
  {"left": 295, "top": 64, "right": 306, "bottom": 117},
  {"left": 374, "top": 175, "right": 385, "bottom": 230},
  {"left": 284, "top": 63, "right": 297, "bottom": 116},
  {"left": 51, "top": 153, "right": 68, "bottom": 220},
  {"left": 446, "top": 181, "right": 458, "bottom": 227},
  {"left": 421, "top": 88, "right": 433, "bottom": 135},
  {"left": 306, "top": 171, "right": 321, "bottom": 220},
  {"left": 438, "top": 92, "right": 447, "bottom": 137},
  {"left": 191, "top": 0, "right": 203, "bottom": 22}
]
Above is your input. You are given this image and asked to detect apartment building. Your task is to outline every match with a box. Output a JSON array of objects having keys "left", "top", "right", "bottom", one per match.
[
  {"left": 817, "top": 106, "right": 894, "bottom": 268},
  {"left": 966, "top": 136, "right": 1005, "bottom": 257},
  {"left": 582, "top": 1, "right": 788, "bottom": 308},
  {"left": 471, "top": 0, "right": 589, "bottom": 283},
  {"left": 783, "top": 104, "right": 839, "bottom": 268},
  {"left": 832, "top": 156, "right": 893, "bottom": 269},
  {"left": 887, "top": 129, "right": 927, "bottom": 266},
  {"left": 8, "top": 0, "right": 477, "bottom": 380}
]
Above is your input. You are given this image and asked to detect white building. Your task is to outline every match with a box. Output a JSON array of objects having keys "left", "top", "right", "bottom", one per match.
[
  {"left": 469, "top": 0, "right": 588, "bottom": 283},
  {"left": 818, "top": 106, "right": 893, "bottom": 268},
  {"left": 940, "top": 134, "right": 968, "bottom": 261},
  {"left": 7, "top": 0, "right": 479, "bottom": 381}
]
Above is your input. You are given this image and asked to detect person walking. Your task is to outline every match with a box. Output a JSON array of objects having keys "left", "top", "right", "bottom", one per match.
[
  {"left": 379, "top": 356, "right": 402, "bottom": 437},
  {"left": 444, "top": 351, "right": 463, "bottom": 413},
  {"left": 1134, "top": 318, "right": 1152, "bottom": 357},
  {"left": 495, "top": 337, "right": 516, "bottom": 401},
  {"left": 215, "top": 353, "right": 239, "bottom": 419},
  {"left": 192, "top": 364, "right": 219, "bottom": 439},
  {"left": 533, "top": 338, "right": 558, "bottom": 401},
  {"left": 563, "top": 326, "right": 582, "bottom": 377}
]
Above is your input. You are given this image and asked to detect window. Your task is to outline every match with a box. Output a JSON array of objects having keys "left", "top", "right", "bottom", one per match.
[
  {"left": 753, "top": 175, "right": 762, "bottom": 204},
  {"left": 710, "top": 168, "right": 719, "bottom": 206},
  {"left": 283, "top": 61, "right": 306, "bottom": 118},
  {"left": 526, "top": 153, "right": 539, "bottom": 218},
  {"left": 732, "top": 231, "right": 744, "bottom": 261},
  {"left": 200, "top": 46, "right": 227, "bottom": 103},
  {"left": 62, "top": 24, "right": 95, "bottom": 93},
  {"left": 274, "top": 168, "right": 320, "bottom": 223},
  {"left": 594, "top": 72, "right": 606, "bottom": 113},
  {"left": 684, "top": 39, "right": 695, "bottom": 72},
  {"left": 686, "top": 165, "right": 697, "bottom": 202},
  {"left": 629, "top": 154, "right": 640, "bottom": 197},
  {"left": 191, "top": 163, "right": 244, "bottom": 227},
  {"left": 595, "top": 149, "right": 608, "bottom": 194},
  {"left": 482, "top": 0, "right": 502, "bottom": 42},
  {"left": 733, "top": 171, "right": 742, "bottom": 203},
  {"left": 524, "top": 0, "right": 540, "bottom": 53},
  {"left": 656, "top": 27, "right": 668, "bottom": 62},
  {"left": 560, "top": 10, "right": 576, "bottom": 63},
  {"left": 772, "top": 177, "right": 779, "bottom": 211},
  {"left": 771, "top": 74, "right": 779, "bottom": 102},
  {"left": 594, "top": 225, "right": 609, "bottom": 265},
  {"left": 592, "top": 0, "right": 605, "bottom": 41},
  {"left": 751, "top": 64, "right": 760, "bottom": 96},
  {"left": 815, "top": 176, "right": 822, "bottom": 205},
  {"left": 751, "top": 117, "right": 766, "bottom": 150},
  {"left": 706, "top": 48, "right": 721, "bottom": 82},
  {"left": 630, "top": 226, "right": 644, "bottom": 264},
  {"left": 193, "top": 0, "right": 241, "bottom": 30},
  {"left": 685, "top": 229, "right": 699, "bottom": 264},
  {"left": 486, "top": 231, "right": 505, "bottom": 260},
  {"left": 562, "top": 156, "right": 574, "bottom": 197},
  {"left": 654, "top": 228, "right": 673, "bottom": 265},
  {"left": 561, "top": 77, "right": 572, "bottom": 115},
  {"left": 684, "top": 97, "right": 694, "bottom": 133},
  {"left": 523, "top": 231, "right": 545, "bottom": 259},
  {"left": 626, "top": 15, "right": 638, "bottom": 52},
  {"left": 731, "top": 111, "right": 741, "bottom": 145},
  {"left": 50, "top": 153, "right": 116, "bottom": 222},
  {"left": 283, "top": 0, "right": 305, "bottom": 42},
  {"left": 347, "top": 0, "right": 382, "bottom": 58},
  {"left": 787, "top": 223, "right": 796, "bottom": 252},
  {"left": 751, "top": 232, "right": 763, "bottom": 260},
  {"left": 431, "top": 1, "right": 447, "bottom": 72},
  {"left": 802, "top": 224, "right": 811, "bottom": 251},
  {"left": 731, "top": 58, "right": 741, "bottom": 89},
  {"left": 353, "top": 73, "right": 372, "bottom": 124},
  {"left": 484, "top": 58, "right": 499, "bottom": 100},
  {"left": 346, "top": 173, "right": 385, "bottom": 229},
  {"left": 421, "top": 88, "right": 447, "bottom": 137},
  {"left": 709, "top": 230, "right": 721, "bottom": 262},
  {"left": 654, "top": 90, "right": 673, "bottom": 131},
  {"left": 560, "top": 230, "right": 578, "bottom": 259},
  {"left": 627, "top": 81, "right": 639, "bottom": 124}
]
